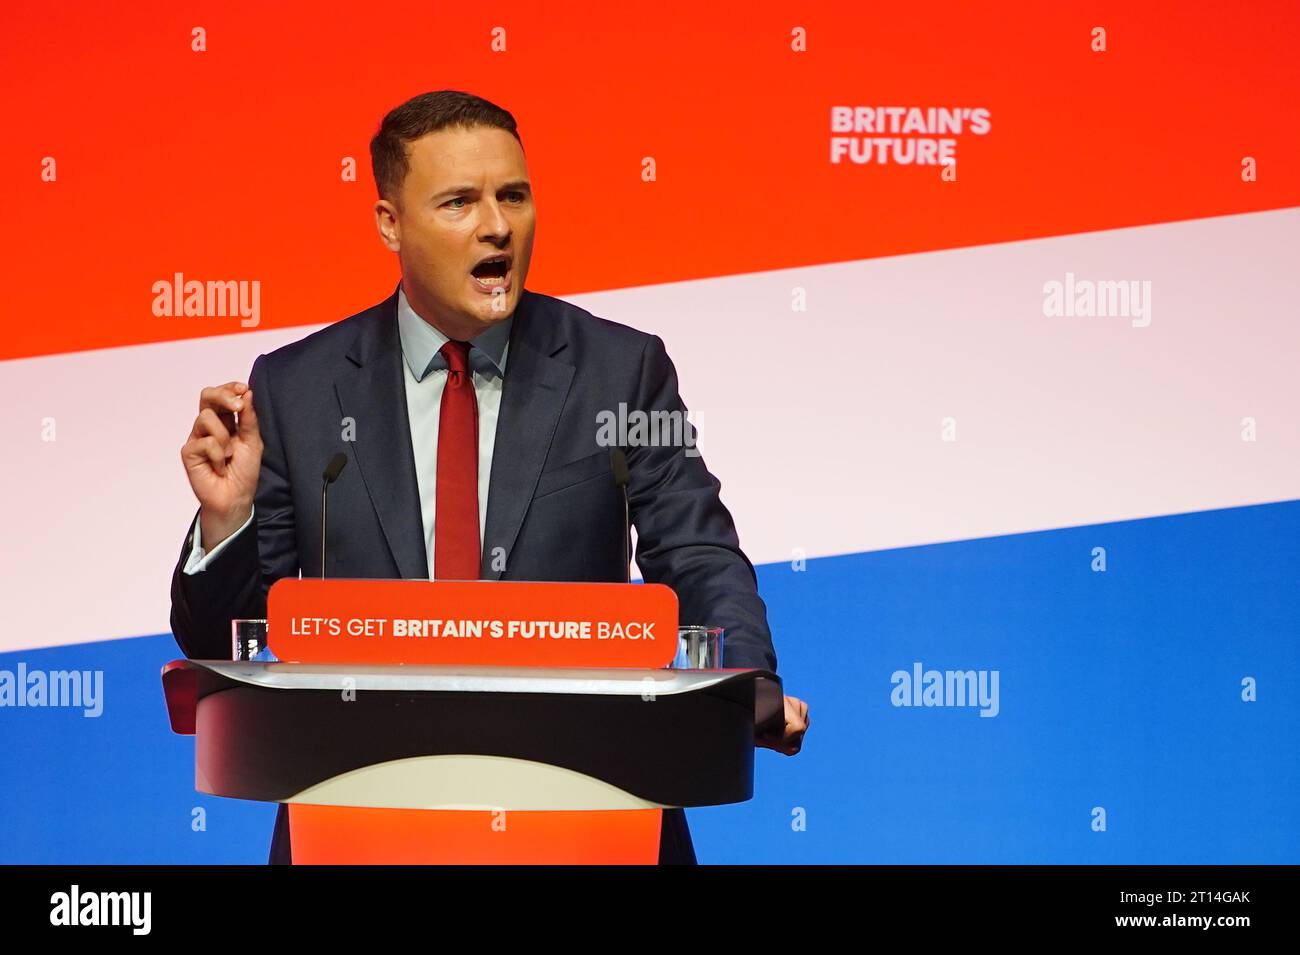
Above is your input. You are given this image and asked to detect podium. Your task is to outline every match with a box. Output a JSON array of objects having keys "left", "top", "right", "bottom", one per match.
[{"left": 162, "top": 579, "right": 784, "bottom": 863}]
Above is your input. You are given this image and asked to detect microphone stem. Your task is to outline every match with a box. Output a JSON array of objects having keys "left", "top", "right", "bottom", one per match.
[{"left": 320, "top": 479, "right": 328, "bottom": 580}]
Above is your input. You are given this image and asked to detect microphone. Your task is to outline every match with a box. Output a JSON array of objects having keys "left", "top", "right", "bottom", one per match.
[
  {"left": 320, "top": 452, "right": 349, "bottom": 579},
  {"left": 610, "top": 449, "right": 631, "bottom": 583}
]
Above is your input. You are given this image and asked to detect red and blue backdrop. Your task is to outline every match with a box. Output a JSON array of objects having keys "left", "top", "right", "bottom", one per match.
[{"left": 1, "top": 0, "right": 1297, "bottom": 862}]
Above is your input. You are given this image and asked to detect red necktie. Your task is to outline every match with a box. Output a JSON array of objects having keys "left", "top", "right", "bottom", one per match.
[{"left": 434, "top": 340, "right": 480, "bottom": 579}]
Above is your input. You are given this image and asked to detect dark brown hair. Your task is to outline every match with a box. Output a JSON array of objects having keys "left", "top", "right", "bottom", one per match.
[{"left": 369, "top": 90, "right": 522, "bottom": 207}]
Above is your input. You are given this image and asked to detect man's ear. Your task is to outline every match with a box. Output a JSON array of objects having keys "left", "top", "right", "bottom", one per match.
[{"left": 374, "top": 199, "right": 401, "bottom": 252}]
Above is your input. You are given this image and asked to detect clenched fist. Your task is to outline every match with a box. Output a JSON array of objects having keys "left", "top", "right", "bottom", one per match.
[
  {"left": 756, "top": 694, "right": 810, "bottom": 755},
  {"left": 180, "top": 381, "right": 263, "bottom": 550}
]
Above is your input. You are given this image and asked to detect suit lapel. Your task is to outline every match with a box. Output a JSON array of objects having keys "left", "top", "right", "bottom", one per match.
[
  {"left": 334, "top": 286, "right": 429, "bottom": 579},
  {"left": 481, "top": 290, "right": 574, "bottom": 579}
]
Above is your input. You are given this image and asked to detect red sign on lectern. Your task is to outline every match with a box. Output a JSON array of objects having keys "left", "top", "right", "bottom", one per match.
[{"left": 267, "top": 578, "right": 679, "bottom": 668}]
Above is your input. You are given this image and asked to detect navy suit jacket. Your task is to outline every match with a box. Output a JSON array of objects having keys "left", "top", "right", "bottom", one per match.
[{"left": 168, "top": 282, "right": 778, "bottom": 863}]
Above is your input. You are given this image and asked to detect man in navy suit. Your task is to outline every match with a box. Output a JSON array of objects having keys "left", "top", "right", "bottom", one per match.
[{"left": 170, "top": 90, "right": 808, "bottom": 864}]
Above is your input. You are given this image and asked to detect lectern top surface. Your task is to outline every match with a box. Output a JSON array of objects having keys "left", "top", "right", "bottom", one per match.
[{"left": 184, "top": 660, "right": 778, "bottom": 698}]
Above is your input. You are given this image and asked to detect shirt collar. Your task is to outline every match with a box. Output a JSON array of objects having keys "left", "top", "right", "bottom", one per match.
[{"left": 396, "top": 285, "right": 513, "bottom": 382}]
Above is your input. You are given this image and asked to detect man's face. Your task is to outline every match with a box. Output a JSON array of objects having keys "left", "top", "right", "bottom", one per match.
[{"left": 375, "top": 124, "right": 535, "bottom": 338}]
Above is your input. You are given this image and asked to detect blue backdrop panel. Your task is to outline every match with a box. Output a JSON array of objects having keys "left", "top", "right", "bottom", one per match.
[{"left": 1, "top": 500, "right": 1296, "bottom": 863}]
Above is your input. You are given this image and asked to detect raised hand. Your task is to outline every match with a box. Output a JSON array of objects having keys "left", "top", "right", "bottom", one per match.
[{"left": 180, "top": 381, "right": 263, "bottom": 549}]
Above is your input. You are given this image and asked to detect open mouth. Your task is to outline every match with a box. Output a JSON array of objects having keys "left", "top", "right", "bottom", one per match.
[{"left": 470, "top": 256, "right": 511, "bottom": 291}]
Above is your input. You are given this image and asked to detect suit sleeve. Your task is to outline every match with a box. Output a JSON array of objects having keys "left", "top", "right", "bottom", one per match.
[
  {"left": 168, "top": 354, "right": 301, "bottom": 659},
  {"left": 626, "top": 334, "right": 778, "bottom": 672}
]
